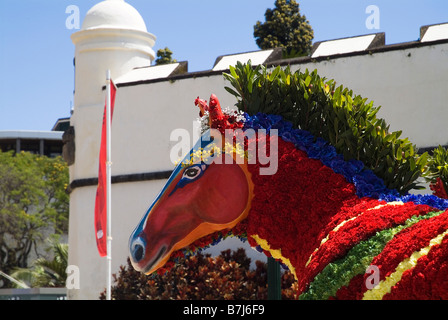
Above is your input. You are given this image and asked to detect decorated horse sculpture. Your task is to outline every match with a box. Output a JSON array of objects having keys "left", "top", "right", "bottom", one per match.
[{"left": 129, "top": 94, "right": 448, "bottom": 300}]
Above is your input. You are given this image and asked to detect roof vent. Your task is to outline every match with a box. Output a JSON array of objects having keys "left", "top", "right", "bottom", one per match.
[
  {"left": 212, "top": 48, "right": 282, "bottom": 71},
  {"left": 311, "top": 33, "right": 385, "bottom": 58},
  {"left": 420, "top": 23, "right": 448, "bottom": 42}
]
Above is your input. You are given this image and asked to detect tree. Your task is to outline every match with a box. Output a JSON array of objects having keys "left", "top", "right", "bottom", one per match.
[
  {"left": 0, "top": 150, "right": 69, "bottom": 287},
  {"left": 9, "top": 239, "right": 68, "bottom": 288},
  {"left": 100, "top": 248, "right": 299, "bottom": 300},
  {"left": 155, "top": 47, "right": 177, "bottom": 65},
  {"left": 254, "top": 0, "right": 314, "bottom": 57}
]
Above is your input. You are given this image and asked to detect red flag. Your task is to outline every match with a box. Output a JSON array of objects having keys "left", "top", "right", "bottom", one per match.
[{"left": 94, "top": 80, "right": 116, "bottom": 257}]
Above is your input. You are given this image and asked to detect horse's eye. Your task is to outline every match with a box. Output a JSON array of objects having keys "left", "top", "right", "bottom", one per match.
[{"left": 183, "top": 167, "right": 201, "bottom": 180}]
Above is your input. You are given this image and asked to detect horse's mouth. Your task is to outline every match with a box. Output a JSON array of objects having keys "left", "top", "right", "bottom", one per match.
[{"left": 142, "top": 245, "right": 167, "bottom": 275}]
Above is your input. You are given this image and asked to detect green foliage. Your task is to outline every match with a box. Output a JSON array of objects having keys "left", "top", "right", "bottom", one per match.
[
  {"left": 10, "top": 239, "right": 68, "bottom": 288},
  {"left": 254, "top": 0, "right": 314, "bottom": 57},
  {"left": 426, "top": 145, "right": 448, "bottom": 193},
  {"left": 224, "top": 62, "right": 428, "bottom": 194},
  {"left": 0, "top": 150, "right": 69, "bottom": 284},
  {"left": 101, "top": 249, "right": 299, "bottom": 300},
  {"left": 155, "top": 47, "right": 177, "bottom": 65}
]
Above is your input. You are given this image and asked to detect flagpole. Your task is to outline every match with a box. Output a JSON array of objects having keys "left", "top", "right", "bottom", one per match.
[{"left": 106, "top": 70, "right": 112, "bottom": 301}]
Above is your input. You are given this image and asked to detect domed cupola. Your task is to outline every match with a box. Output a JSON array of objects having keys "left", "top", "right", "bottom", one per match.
[
  {"left": 71, "top": 0, "right": 156, "bottom": 107},
  {"left": 81, "top": 0, "right": 148, "bottom": 32}
]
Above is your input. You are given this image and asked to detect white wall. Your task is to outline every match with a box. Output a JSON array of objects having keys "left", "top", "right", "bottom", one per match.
[
  {"left": 288, "top": 43, "right": 448, "bottom": 148},
  {"left": 68, "top": 41, "right": 448, "bottom": 299},
  {"left": 67, "top": 74, "right": 245, "bottom": 300}
]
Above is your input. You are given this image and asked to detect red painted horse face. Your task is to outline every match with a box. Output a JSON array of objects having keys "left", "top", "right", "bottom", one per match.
[{"left": 129, "top": 137, "right": 254, "bottom": 274}]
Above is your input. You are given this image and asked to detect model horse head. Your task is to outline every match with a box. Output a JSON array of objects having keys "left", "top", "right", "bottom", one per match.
[
  {"left": 129, "top": 95, "right": 254, "bottom": 274},
  {"left": 129, "top": 94, "right": 448, "bottom": 300}
]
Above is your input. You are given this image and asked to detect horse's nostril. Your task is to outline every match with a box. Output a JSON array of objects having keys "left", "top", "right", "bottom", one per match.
[{"left": 133, "top": 244, "right": 144, "bottom": 262}]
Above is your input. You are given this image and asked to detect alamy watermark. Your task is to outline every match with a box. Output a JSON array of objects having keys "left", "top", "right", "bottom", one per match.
[
  {"left": 365, "top": 5, "right": 380, "bottom": 30},
  {"left": 65, "top": 265, "right": 80, "bottom": 289},
  {"left": 170, "top": 123, "right": 278, "bottom": 176},
  {"left": 365, "top": 265, "right": 380, "bottom": 290},
  {"left": 66, "top": 5, "right": 80, "bottom": 30}
]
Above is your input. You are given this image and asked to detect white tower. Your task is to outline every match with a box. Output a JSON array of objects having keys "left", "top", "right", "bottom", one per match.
[
  {"left": 67, "top": 0, "right": 156, "bottom": 300},
  {"left": 71, "top": 0, "right": 156, "bottom": 107}
]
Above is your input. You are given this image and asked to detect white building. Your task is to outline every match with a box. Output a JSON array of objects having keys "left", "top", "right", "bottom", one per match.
[{"left": 67, "top": 0, "right": 448, "bottom": 299}]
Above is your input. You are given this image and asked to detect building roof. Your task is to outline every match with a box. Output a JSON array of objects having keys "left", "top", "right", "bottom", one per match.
[
  {"left": 0, "top": 131, "right": 63, "bottom": 141},
  {"left": 51, "top": 118, "right": 71, "bottom": 132},
  {"left": 114, "top": 22, "right": 448, "bottom": 87}
]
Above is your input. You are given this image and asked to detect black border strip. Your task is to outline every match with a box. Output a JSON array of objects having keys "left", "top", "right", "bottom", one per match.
[
  {"left": 67, "top": 143, "right": 445, "bottom": 193},
  {"left": 67, "top": 170, "right": 173, "bottom": 193},
  {"left": 417, "top": 145, "right": 448, "bottom": 155}
]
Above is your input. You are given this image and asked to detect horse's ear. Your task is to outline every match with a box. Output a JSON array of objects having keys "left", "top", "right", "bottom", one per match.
[
  {"left": 195, "top": 94, "right": 225, "bottom": 129},
  {"left": 195, "top": 97, "right": 208, "bottom": 117},
  {"left": 209, "top": 94, "right": 220, "bottom": 110},
  {"left": 208, "top": 94, "right": 224, "bottom": 122}
]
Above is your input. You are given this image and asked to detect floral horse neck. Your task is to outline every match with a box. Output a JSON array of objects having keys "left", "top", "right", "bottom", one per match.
[{"left": 129, "top": 95, "right": 448, "bottom": 300}]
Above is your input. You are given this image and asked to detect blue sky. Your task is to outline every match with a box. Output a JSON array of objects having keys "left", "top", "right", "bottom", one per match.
[{"left": 0, "top": 0, "right": 447, "bottom": 131}]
